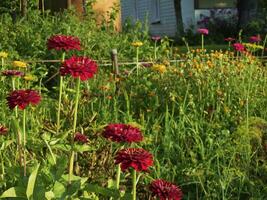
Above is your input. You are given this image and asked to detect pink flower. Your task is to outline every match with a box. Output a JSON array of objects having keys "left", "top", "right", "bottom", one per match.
[
  {"left": 197, "top": 28, "right": 209, "bottom": 35},
  {"left": 151, "top": 36, "right": 161, "bottom": 41},
  {"left": 249, "top": 35, "right": 261, "bottom": 43},
  {"left": 224, "top": 37, "right": 235, "bottom": 42},
  {"left": 233, "top": 43, "right": 245, "bottom": 52}
]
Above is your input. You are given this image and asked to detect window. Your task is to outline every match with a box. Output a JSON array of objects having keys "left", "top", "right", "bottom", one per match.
[
  {"left": 195, "top": 0, "right": 236, "bottom": 9},
  {"left": 151, "top": 0, "right": 160, "bottom": 23}
]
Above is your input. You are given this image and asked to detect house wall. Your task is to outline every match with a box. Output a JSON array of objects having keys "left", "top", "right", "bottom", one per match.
[
  {"left": 121, "top": 0, "right": 178, "bottom": 37},
  {"left": 181, "top": 0, "right": 195, "bottom": 30}
]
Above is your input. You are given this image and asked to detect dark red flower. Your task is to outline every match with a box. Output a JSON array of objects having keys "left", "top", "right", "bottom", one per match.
[
  {"left": 6, "top": 89, "right": 41, "bottom": 110},
  {"left": 115, "top": 148, "right": 153, "bottom": 172},
  {"left": 249, "top": 35, "right": 261, "bottom": 43},
  {"left": 102, "top": 123, "right": 143, "bottom": 143},
  {"left": 150, "top": 179, "right": 183, "bottom": 200},
  {"left": 224, "top": 37, "right": 235, "bottom": 42},
  {"left": 74, "top": 132, "right": 88, "bottom": 144},
  {"left": 233, "top": 43, "right": 245, "bottom": 52},
  {"left": 60, "top": 56, "right": 98, "bottom": 81},
  {"left": 47, "top": 35, "right": 81, "bottom": 51},
  {"left": 0, "top": 125, "right": 8, "bottom": 136},
  {"left": 2, "top": 70, "right": 24, "bottom": 77}
]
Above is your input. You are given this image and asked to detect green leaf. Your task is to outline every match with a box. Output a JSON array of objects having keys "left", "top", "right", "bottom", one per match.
[
  {"left": 45, "top": 191, "right": 55, "bottom": 200},
  {"left": 85, "top": 184, "right": 120, "bottom": 198},
  {"left": 26, "top": 163, "right": 40, "bottom": 199},
  {"left": 0, "top": 187, "right": 26, "bottom": 199},
  {"left": 74, "top": 144, "right": 96, "bottom": 153}
]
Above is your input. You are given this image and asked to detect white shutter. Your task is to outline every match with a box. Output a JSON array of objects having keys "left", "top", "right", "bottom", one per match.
[{"left": 151, "top": 0, "right": 160, "bottom": 23}]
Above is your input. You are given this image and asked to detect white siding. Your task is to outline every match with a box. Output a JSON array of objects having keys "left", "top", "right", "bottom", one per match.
[
  {"left": 121, "top": 0, "right": 178, "bottom": 37},
  {"left": 181, "top": 0, "right": 195, "bottom": 30}
]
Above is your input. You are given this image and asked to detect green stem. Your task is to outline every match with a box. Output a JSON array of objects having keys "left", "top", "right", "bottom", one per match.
[
  {"left": 154, "top": 41, "right": 157, "bottom": 60},
  {"left": 68, "top": 77, "right": 81, "bottom": 184},
  {"left": 261, "top": 33, "right": 267, "bottom": 58},
  {"left": 201, "top": 34, "right": 204, "bottom": 51},
  {"left": 56, "top": 52, "right": 65, "bottom": 134},
  {"left": 23, "top": 109, "right": 27, "bottom": 177},
  {"left": 116, "top": 164, "right": 121, "bottom": 189},
  {"left": 12, "top": 78, "right": 18, "bottom": 118},
  {"left": 0, "top": 150, "right": 4, "bottom": 180},
  {"left": 132, "top": 169, "right": 137, "bottom": 200},
  {"left": 136, "top": 47, "right": 139, "bottom": 76},
  {"left": 1, "top": 58, "right": 4, "bottom": 68}
]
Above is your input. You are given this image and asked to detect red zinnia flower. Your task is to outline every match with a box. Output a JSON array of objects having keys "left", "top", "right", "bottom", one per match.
[
  {"left": 224, "top": 37, "right": 235, "bottom": 42},
  {"left": 150, "top": 179, "right": 183, "bottom": 200},
  {"left": 6, "top": 89, "right": 41, "bottom": 110},
  {"left": 102, "top": 123, "right": 143, "bottom": 143},
  {"left": 152, "top": 36, "right": 161, "bottom": 41},
  {"left": 2, "top": 70, "right": 24, "bottom": 77},
  {"left": 233, "top": 43, "right": 245, "bottom": 52},
  {"left": 249, "top": 35, "right": 261, "bottom": 43},
  {"left": 47, "top": 35, "right": 81, "bottom": 51},
  {"left": 0, "top": 125, "right": 8, "bottom": 136},
  {"left": 197, "top": 28, "right": 209, "bottom": 35},
  {"left": 60, "top": 56, "right": 98, "bottom": 81},
  {"left": 115, "top": 148, "right": 153, "bottom": 172},
  {"left": 74, "top": 132, "right": 88, "bottom": 144}
]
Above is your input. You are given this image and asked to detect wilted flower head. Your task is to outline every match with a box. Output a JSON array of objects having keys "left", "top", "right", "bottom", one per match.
[
  {"left": 102, "top": 123, "right": 143, "bottom": 143},
  {"left": 233, "top": 43, "right": 245, "bottom": 52},
  {"left": 2, "top": 70, "right": 24, "bottom": 77},
  {"left": 60, "top": 56, "right": 98, "bottom": 81},
  {"left": 131, "top": 41, "right": 143, "bottom": 47},
  {"left": 13, "top": 61, "right": 27, "bottom": 68},
  {"left": 74, "top": 132, "right": 88, "bottom": 144},
  {"left": 7, "top": 89, "right": 41, "bottom": 110},
  {"left": 47, "top": 35, "right": 81, "bottom": 51},
  {"left": 224, "top": 37, "right": 235, "bottom": 42},
  {"left": 23, "top": 74, "right": 37, "bottom": 81},
  {"left": 197, "top": 28, "right": 209, "bottom": 35},
  {"left": 151, "top": 36, "right": 161, "bottom": 41},
  {"left": 0, "top": 51, "right": 8, "bottom": 58},
  {"left": 0, "top": 125, "right": 8, "bottom": 136},
  {"left": 115, "top": 148, "right": 153, "bottom": 172},
  {"left": 152, "top": 64, "right": 167, "bottom": 73},
  {"left": 150, "top": 179, "right": 183, "bottom": 200},
  {"left": 249, "top": 35, "right": 261, "bottom": 43}
]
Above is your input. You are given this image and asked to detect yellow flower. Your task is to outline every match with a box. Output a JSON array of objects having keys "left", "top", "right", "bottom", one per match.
[
  {"left": 0, "top": 51, "right": 8, "bottom": 58},
  {"left": 23, "top": 74, "right": 36, "bottom": 81},
  {"left": 152, "top": 64, "right": 167, "bottom": 73},
  {"left": 13, "top": 61, "right": 27, "bottom": 68},
  {"left": 131, "top": 41, "right": 143, "bottom": 47}
]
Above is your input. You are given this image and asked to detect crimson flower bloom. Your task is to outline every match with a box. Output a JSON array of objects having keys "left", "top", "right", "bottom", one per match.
[
  {"left": 115, "top": 148, "right": 153, "bottom": 172},
  {"left": 47, "top": 35, "right": 81, "bottom": 51},
  {"left": 0, "top": 125, "right": 8, "bottom": 136},
  {"left": 2, "top": 70, "right": 24, "bottom": 77},
  {"left": 102, "top": 123, "right": 143, "bottom": 143},
  {"left": 233, "top": 43, "right": 245, "bottom": 52},
  {"left": 74, "top": 132, "right": 88, "bottom": 144},
  {"left": 224, "top": 37, "right": 235, "bottom": 42},
  {"left": 197, "top": 28, "right": 209, "bottom": 35},
  {"left": 152, "top": 36, "right": 161, "bottom": 41},
  {"left": 6, "top": 89, "right": 41, "bottom": 110},
  {"left": 60, "top": 56, "right": 98, "bottom": 81},
  {"left": 150, "top": 179, "right": 183, "bottom": 200},
  {"left": 249, "top": 35, "right": 261, "bottom": 43}
]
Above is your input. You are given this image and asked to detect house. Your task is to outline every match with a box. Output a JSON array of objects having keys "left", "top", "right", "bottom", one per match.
[
  {"left": 121, "top": 0, "right": 237, "bottom": 37},
  {"left": 41, "top": 0, "right": 120, "bottom": 30}
]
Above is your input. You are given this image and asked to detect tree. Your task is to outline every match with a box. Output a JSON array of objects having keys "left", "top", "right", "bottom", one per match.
[
  {"left": 21, "top": 0, "right": 27, "bottom": 16},
  {"left": 237, "top": 0, "right": 258, "bottom": 29},
  {"left": 173, "top": 0, "right": 184, "bottom": 36}
]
